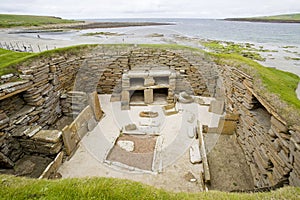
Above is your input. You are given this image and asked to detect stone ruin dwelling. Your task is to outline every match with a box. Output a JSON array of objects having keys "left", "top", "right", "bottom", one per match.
[{"left": 0, "top": 45, "right": 299, "bottom": 191}]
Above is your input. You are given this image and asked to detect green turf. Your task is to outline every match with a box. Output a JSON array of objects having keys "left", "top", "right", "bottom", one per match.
[
  {"left": 254, "top": 13, "right": 300, "bottom": 20},
  {"left": 0, "top": 175, "right": 299, "bottom": 200},
  {"left": 0, "top": 48, "right": 33, "bottom": 75},
  {"left": 211, "top": 53, "right": 300, "bottom": 124},
  {"left": 226, "top": 13, "right": 300, "bottom": 23},
  {"left": 200, "top": 40, "right": 266, "bottom": 61},
  {"left": 0, "top": 14, "right": 80, "bottom": 28}
]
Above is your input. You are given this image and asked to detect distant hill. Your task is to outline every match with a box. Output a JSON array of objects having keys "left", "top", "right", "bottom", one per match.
[
  {"left": 224, "top": 13, "right": 300, "bottom": 23},
  {"left": 0, "top": 14, "right": 81, "bottom": 28}
]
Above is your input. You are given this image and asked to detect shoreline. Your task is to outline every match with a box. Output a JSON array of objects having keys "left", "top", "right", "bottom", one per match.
[
  {"left": 0, "top": 24, "right": 299, "bottom": 78},
  {"left": 66, "top": 22, "right": 174, "bottom": 29},
  {"left": 5, "top": 21, "right": 175, "bottom": 32},
  {"left": 224, "top": 18, "right": 300, "bottom": 23}
]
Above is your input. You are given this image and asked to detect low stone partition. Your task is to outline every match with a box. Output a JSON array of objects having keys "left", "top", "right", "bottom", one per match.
[{"left": 62, "top": 91, "right": 102, "bottom": 156}]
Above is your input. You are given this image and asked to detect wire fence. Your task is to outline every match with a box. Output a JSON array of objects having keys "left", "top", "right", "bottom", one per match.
[{"left": 0, "top": 41, "right": 56, "bottom": 52}]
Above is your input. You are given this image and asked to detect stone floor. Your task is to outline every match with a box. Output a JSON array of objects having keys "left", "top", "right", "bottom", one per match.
[
  {"left": 207, "top": 134, "right": 254, "bottom": 191},
  {"left": 58, "top": 94, "right": 225, "bottom": 192},
  {"left": 0, "top": 155, "right": 52, "bottom": 178}
]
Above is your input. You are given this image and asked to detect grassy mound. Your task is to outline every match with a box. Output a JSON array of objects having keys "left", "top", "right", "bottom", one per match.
[
  {"left": 0, "top": 14, "right": 79, "bottom": 28},
  {"left": 0, "top": 175, "right": 299, "bottom": 200}
]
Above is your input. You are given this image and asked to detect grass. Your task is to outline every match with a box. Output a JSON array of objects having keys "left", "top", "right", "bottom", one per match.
[
  {"left": 0, "top": 14, "right": 80, "bottom": 28},
  {"left": 81, "top": 32, "right": 125, "bottom": 36},
  {"left": 211, "top": 53, "right": 300, "bottom": 124},
  {"left": 254, "top": 13, "right": 300, "bottom": 21},
  {"left": 0, "top": 175, "right": 299, "bottom": 200},
  {"left": 225, "top": 13, "right": 300, "bottom": 23},
  {"left": 139, "top": 43, "right": 204, "bottom": 52},
  {"left": 200, "top": 40, "right": 266, "bottom": 61},
  {"left": 0, "top": 49, "right": 33, "bottom": 75}
]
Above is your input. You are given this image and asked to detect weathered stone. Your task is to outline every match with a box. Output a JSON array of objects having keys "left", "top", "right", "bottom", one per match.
[
  {"left": 217, "top": 117, "right": 236, "bottom": 135},
  {"left": 144, "top": 88, "right": 153, "bottom": 104},
  {"left": 62, "top": 125, "right": 79, "bottom": 156},
  {"left": 178, "top": 92, "right": 193, "bottom": 103},
  {"left": 1, "top": 73, "right": 14, "bottom": 79},
  {"left": 125, "top": 124, "right": 137, "bottom": 131},
  {"left": 117, "top": 140, "right": 134, "bottom": 152},
  {"left": 189, "top": 143, "right": 201, "bottom": 164},
  {"left": 31, "top": 130, "right": 62, "bottom": 143},
  {"left": 0, "top": 152, "right": 14, "bottom": 168},
  {"left": 0, "top": 80, "right": 29, "bottom": 91},
  {"left": 209, "top": 100, "right": 224, "bottom": 115},
  {"left": 144, "top": 77, "right": 155, "bottom": 86},
  {"left": 39, "top": 151, "right": 64, "bottom": 179},
  {"left": 87, "top": 91, "right": 102, "bottom": 121},
  {"left": 271, "top": 116, "right": 288, "bottom": 133},
  {"left": 0, "top": 113, "right": 9, "bottom": 126},
  {"left": 10, "top": 106, "right": 35, "bottom": 121},
  {"left": 14, "top": 159, "right": 35, "bottom": 176},
  {"left": 187, "top": 126, "right": 195, "bottom": 138},
  {"left": 139, "top": 111, "right": 158, "bottom": 118},
  {"left": 24, "top": 126, "right": 42, "bottom": 137}
]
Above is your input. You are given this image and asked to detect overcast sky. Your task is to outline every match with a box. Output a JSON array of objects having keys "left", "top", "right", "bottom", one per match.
[{"left": 0, "top": 0, "right": 300, "bottom": 19}]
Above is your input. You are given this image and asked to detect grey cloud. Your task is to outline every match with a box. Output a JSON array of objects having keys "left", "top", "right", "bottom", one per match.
[{"left": 0, "top": 0, "right": 299, "bottom": 18}]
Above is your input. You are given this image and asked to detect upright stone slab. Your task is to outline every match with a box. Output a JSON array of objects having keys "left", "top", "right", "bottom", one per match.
[
  {"left": 121, "top": 90, "right": 130, "bottom": 110},
  {"left": 88, "top": 91, "right": 103, "bottom": 121},
  {"left": 209, "top": 100, "right": 224, "bottom": 115},
  {"left": 144, "top": 88, "right": 153, "bottom": 104},
  {"left": 217, "top": 114, "right": 239, "bottom": 135}
]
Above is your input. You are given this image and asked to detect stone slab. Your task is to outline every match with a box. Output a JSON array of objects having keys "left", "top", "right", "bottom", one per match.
[
  {"left": 32, "top": 130, "right": 62, "bottom": 143},
  {"left": 208, "top": 100, "right": 224, "bottom": 115},
  {"left": 189, "top": 143, "right": 201, "bottom": 164},
  {"left": 117, "top": 140, "right": 135, "bottom": 152},
  {"left": 88, "top": 91, "right": 103, "bottom": 121}
]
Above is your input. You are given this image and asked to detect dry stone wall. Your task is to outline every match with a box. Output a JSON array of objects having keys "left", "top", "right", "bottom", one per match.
[
  {"left": 96, "top": 48, "right": 210, "bottom": 96},
  {"left": 0, "top": 54, "right": 86, "bottom": 169},
  {"left": 0, "top": 46, "right": 214, "bottom": 171},
  {"left": 217, "top": 64, "right": 300, "bottom": 188}
]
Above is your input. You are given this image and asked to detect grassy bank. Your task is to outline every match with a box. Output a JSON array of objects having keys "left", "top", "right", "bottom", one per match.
[
  {"left": 0, "top": 175, "right": 299, "bottom": 200},
  {"left": 225, "top": 13, "right": 300, "bottom": 23},
  {"left": 0, "top": 14, "right": 79, "bottom": 28},
  {"left": 0, "top": 49, "right": 32, "bottom": 75},
  {"left": 211, "top": 52, "right": 300, "bottom": 124},
  {"left": 199, "top": 40, "right": 268, "bottom": 61}
]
